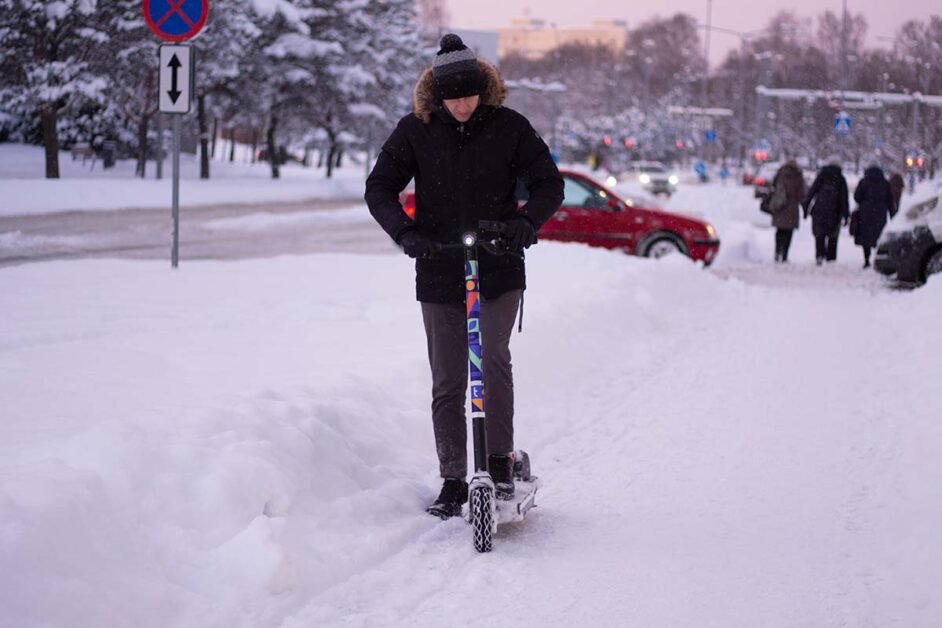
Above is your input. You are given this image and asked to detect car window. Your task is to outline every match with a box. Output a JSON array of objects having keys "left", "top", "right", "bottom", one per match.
[
  {"left": 639, "top": 166, "right": 665, "bottom": 174},
  {"left": 563, "top": 176, "right": 608, "bottom": 209}
]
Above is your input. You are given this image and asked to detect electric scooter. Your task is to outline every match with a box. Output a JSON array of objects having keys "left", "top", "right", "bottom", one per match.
[{"left": 456, "top": 221, "right": 541, "bottom": 553}]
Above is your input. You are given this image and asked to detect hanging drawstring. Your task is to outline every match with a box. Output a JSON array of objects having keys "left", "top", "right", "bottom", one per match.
[{"left": 517, "top": 290, "right": 524, "bottom": 333}]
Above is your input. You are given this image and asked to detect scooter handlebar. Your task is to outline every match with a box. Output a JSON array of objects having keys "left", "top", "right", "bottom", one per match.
[{"left": 439, "top": 221, "right": 521, "bottom": 258}]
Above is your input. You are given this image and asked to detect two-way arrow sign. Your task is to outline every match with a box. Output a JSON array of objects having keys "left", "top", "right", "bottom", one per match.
[{"left": 159, "top": 45, "right": 193, "bottom": 113}]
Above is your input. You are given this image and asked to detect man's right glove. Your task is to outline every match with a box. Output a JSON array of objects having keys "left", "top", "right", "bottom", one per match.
[
  {"left": 397, "top": 229, "right": 438, "bottom": 259},
  {"left": 503, "top": 216, "right": 537, "bottom": 251}
]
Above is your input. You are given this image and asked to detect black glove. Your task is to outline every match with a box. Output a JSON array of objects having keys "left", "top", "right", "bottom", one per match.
[
  {"left": 503, "top": 216, "right": 537, "bottom": 251},
  {"left": 397, "top": 229, "right": 438, "bottom": 259}
]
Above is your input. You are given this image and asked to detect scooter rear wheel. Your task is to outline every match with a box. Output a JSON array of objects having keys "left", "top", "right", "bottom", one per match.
[
  {"left": 513, "top": 450, "right": 532, "bottom": 482},
  {"left": 469, "top": 485, "right": 494, "bottom": 553}
]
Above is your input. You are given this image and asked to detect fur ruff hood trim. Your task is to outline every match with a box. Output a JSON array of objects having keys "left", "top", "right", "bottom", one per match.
[{"left": 412, "top": 59, "right": 507, "bottom": 124}]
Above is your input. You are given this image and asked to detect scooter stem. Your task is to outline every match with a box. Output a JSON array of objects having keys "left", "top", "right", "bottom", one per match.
[{"left": 464, "top": 235, "right": 489, "bottom": 475}]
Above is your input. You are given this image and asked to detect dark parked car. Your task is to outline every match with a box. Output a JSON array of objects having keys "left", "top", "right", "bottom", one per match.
[{"left": 874, "top": 185, "right": 942, "bottom": 284}]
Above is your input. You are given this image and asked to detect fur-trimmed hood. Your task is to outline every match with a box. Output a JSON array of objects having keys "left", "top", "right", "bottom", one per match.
[{"left": 412, "top": 59, "right": 507, "bottom": 124}]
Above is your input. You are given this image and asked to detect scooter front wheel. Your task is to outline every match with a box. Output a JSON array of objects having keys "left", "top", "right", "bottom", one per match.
[{"left": 469, "top": 485, "right": 494, "bottom": 553}]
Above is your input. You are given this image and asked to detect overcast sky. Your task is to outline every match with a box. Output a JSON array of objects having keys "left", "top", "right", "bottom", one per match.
[{"left": 447, "top": 0, "right": 939, "bottom": 60}]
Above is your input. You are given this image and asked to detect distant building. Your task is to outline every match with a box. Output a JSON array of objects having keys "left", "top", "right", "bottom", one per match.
[
  {"left": 451, "top": 28, "right": 499, "bottom": 66},
  {"left": 497, "top": 18, "right": 628, "bottom": 60}
]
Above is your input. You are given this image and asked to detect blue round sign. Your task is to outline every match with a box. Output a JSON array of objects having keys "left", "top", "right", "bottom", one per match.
[{"left": 143, "top": 0, "right": 209, "bottom": 42}]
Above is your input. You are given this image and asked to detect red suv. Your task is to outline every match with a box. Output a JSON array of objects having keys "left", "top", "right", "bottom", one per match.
[{"left": 399, "top": 169, "right": 720, "bottom": 264}]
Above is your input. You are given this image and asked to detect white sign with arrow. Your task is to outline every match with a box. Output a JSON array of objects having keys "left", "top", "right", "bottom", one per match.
[{"left": 159, "top": 45, "right": 193, "bottom": 114}]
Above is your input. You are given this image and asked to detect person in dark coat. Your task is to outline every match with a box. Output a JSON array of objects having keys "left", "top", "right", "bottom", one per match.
[
  {"left": 889, "top": 171, "right": 904, "bottom": 215},
  {"left": 802, "top": 158, "right": 849, "bottom": 265},
  {"left": 770, "top": 159, "right": 806, "bottom": 262},
  {"left": 365, "top": 34, "right": 563, "bottom": 518},
  {"left": 853, "top": 165, "right": 897, "bottom": 268}
]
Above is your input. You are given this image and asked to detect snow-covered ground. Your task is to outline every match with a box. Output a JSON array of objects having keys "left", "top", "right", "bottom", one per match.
[{"left": 2, "top": 143, "right": 941, "bottom": 627}]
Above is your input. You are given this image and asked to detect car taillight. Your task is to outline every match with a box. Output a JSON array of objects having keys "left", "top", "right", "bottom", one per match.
[
  {"left": 402, "top": 193, "right": 416, "bottom": 219},
  {"left": 755, "top": 177, "right": 766, "bottom": 186}
]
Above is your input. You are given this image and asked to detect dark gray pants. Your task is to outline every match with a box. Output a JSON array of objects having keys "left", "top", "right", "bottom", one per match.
[{"left": 421, "top": 289, "right": 521, "bottom": 479}]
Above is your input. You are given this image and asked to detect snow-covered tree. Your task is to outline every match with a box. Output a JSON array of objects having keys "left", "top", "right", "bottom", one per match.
[
  {"left": 190, "top": 0, "right": 261, "bottom": 178},
  {"left": 0, "top": 0, "right": 108, "bottom": 178},
  {"left": 416, "top": 0, "right": 448, "bottom": 37}
]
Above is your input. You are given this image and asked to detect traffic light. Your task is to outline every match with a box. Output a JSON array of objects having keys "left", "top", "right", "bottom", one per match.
[
  {"left": 906, "top": 156, "right": 915, "bottom": 168},
  {"left": 603, "top": 136, "right": 612, "bottom": 146},
  {"left": 624, "top": 138, "right": 634, "bottom": 149},
  {"left": 676, "top": 140, "right": 685, "bottom": 150}
]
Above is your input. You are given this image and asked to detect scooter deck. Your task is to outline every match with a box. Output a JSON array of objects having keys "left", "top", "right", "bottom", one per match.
[{"left": 496, "top": 477, "right": 542, "bottom": 524}]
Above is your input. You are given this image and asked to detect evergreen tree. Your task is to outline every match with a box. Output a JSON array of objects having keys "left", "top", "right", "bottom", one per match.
[{"left": 0, "top": 0, "right": 108, "bottom": 178}]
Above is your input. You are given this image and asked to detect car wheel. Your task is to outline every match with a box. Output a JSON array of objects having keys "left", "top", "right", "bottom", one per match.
[
  {"left": 924, "top": 247, "right": 942, "bottom": 282},
  {"left": 645, "top": 237, "right": 684, "bottom": 259}
]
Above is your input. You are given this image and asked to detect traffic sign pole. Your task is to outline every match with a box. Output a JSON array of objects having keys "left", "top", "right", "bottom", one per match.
[
  {"left": 145, "top": 1, "right": 208, "bottom": 268},
  {"left": 159, "top": 45, "right": 194, "bottom": 268},
  {"left": 172, "top": 115, "right": 181, "bottom": 268}
]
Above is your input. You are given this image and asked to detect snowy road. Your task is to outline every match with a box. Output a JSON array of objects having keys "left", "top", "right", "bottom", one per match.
[{"left": 0, "top": 199, "right": 387, "bottom": 267}]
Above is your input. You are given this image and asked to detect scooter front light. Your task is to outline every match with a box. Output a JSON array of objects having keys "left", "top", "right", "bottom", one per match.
[{"left": 463, "top": 232, "right": 477, "bottom": 247}]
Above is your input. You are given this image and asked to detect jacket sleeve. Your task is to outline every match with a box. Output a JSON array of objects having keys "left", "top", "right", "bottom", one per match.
[
  {"left": 365, "top": 116, "right": 418, "bottom": 243},
  {"left": 840, "top": 178, "right": 850, "bottom": 218},
  {"left": 511, "top": 119, "right": 564, "bottom": 229},
  {"left": 802, "top": 174, "right": 821, "bottom": 211}
]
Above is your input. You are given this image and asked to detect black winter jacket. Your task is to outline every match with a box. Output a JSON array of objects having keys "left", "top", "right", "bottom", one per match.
[
  {"left": 803, "top": 165, "right": 849, "bottom": 237},
  {"left": 853, "top": 166, "right": 896, "bottom": 248},
  {"left": 365, "top": 61, "right": 563, "bottom": 303}
]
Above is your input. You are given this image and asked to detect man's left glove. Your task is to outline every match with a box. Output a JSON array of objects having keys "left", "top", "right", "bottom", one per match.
[{"left": 503, "top": 216, "right": 537, "bottom": 251}]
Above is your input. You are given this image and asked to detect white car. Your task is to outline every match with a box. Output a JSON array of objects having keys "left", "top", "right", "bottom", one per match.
[{"left": 621, "top": 162, "right": 678, "bottom": 197}]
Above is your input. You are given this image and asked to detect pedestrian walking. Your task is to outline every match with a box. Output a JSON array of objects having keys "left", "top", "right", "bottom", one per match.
[
  {"left": 889, "top": 171, "right": 904, "bottom": 215},
  {"left": 769, "top": 158, "right": 806, "bottom": 263},
  {"left": 365, "top": 34, "right": 563, "bottom": 518},
  {"left": 853, "top": 165, "right": 897, "bottom": 268},
  {"left": 802, "top": 157, "right": 849, "bottom": 265}
]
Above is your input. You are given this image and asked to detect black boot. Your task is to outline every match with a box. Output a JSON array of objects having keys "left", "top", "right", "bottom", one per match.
[
  {"left": 488, "top": 454, "right": 515, "bottom": 500},
  {"left": 426, "top": 478, "right": 468, "bottom": 519}
]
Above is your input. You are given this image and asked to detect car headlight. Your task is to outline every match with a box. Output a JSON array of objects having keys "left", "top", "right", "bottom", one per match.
[
  {"left": 705, "top": 223, "right": 716, "bottom": 238},
  {"left": 639, "top": 173, "right": 651, "bottom": 184},
  {"left": 605, "top": 175, "right": 617, "bottom": 187},
  {"left": 668, "top": 175, "right": 679, "bottom": 185}
]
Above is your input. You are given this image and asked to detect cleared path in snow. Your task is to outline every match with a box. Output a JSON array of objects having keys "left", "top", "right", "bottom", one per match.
[{"left": 282, "top": 258, "right": 941, "bottom": 628}]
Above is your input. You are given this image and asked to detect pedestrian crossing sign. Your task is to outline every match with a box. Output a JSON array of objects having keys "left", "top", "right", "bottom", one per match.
[{"left": 834, "top": 111, "right": 852, "bottom": 136}]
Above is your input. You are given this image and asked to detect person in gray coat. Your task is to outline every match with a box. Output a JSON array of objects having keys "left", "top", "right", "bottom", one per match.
[
  {"left": 770, "top": 159, "right": 806, "bottom": 262},
  {"left": 853, "top": 165, "right": 897, "bottom": 268}
]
